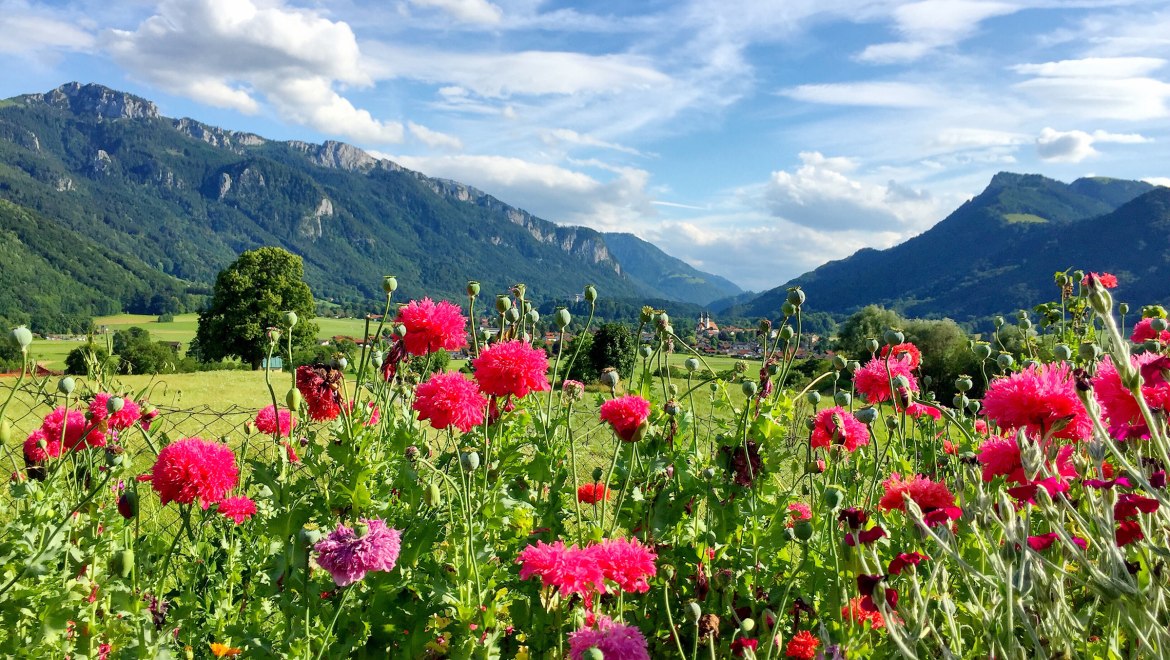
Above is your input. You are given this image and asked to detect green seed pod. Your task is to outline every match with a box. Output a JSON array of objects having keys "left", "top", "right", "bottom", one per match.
[
  {"left": 584, "top": 284, "right": 598, "bottom": 303},
  {"left": 286, "top": 388, "right": 303, "bottom": 410},
  {"left": 1152, "top": 318, "right": 1168, "bottom": 333},
  {"left": 466, "top": 280, "right": 480, "bottom": 297},
  {"left": 865, "top": 338, "right": 880, "bottom": 354},
  {"left": 922, "top": 375, "right": 933, "bottom": 389},
  {"left": 822, "top": 485, "right": 846, "bottom": 510},
  {"left": 883, "top": 329, "right": 904, "bottom": 346},
  {"left": 495, "top": 295, "right": 512, "bottom": 314},
  {"left": 831, "top": 355, "right": 848, "bottom": 371},
  {"left": 504, "top": 307, "right": 521, "bottom": 324},
  {"left": 953, "top": 394, "right": 969, "bottom": 409},
  {"left": 107, "top": 396, "right": 125, "bottom": 414},
  {"left": 885, "top": 415, "right": 899, "bottom": 431},
  {"left": 767, "top": 363, "right": 781, "bottom": 376},
  {"left": 854, "top": 407, "right": 878, "bottom": 425},
  {"left": 424, "top": 483, "right": 442, "bottom": 507},
  {"left": 1019, "top": 318, "right": 1032, "bottom": 331},
  {"left": 781, "top": 302, "right": 798, "bottom": 316},
  {"left": 394, "top": 323, "right": 408, "bottom": 338},
  {"left": 793, "top": 520, "right": 814, "bottom": 541},
  {"left": 955, "top": 376, "right": 973, "bottom": 393},
  {"left": 994, "top": 316, "right": 1005, "bottom": 329},
  {"left": 11, "top": 326, "right": 32, "bottom": 351},
  {"left": 741, "top": 380, "right": 758, "bottom": 397},
  {"left": 382, "top": 275, "right": 398, "bottom": 294},
  {"left": 1021, "top": 359, "right": 1039, "bottom": 370},
  {"left": 892, "top": 375, "right": 910, "bottom": 390},
  {"left": 702, "top": 467, "right": 717, "bottom": 479},
  {"left": 592, "top": 467, "right": 604, "bottom": 482},
  {"left": 460, "top": 451, "right": 481, "bottom": 472},
  {"left": 1078, "top": 342, "right": 1101, "bottom": 361},
  {"left": 298, "top": 526, "right": 323, "bottom": 548},
  {"left": 967, "top": 400, "right": 981, "bottom": 415},
  {"left": 601, "top": 369, "right": 620, "bottom": 388},
  {"left": 1119, "top": 302, "right": 1130, "bottom": 315},
  {"left": 555, "top": 307, "right": 571, "bottom": 329},
  {"left": 688, "top": 602, "right": 703, "bottom": 623},
  {"left": 834, "top": 391, "right": 851, "bottom": 407},
  {"left": 973, "top": 342, "right": 992, "bottom": 360},
  {"left": 58, "top": 377, "right": 75, "bottom": 395},
  {"left": 285, "top": 311, "right": 298, "bottom": 328},
  {"left": 806, "top": 391, "right": 821, "bottom": 405},
  {"left": 996, "top": 353, "right": 1015, "bottom": 370},
  {"left": 639, "top": 345, "right": 653, "bottom": 359},
  {"left": 684, "top": 357, "right": 700, "bottom": 372},
  {"left": 786, "top": 288, "right": 806, "bottom": 307},
  {"left": 848, "top": 360, "right": 861, "bottom": 373},
  {"left": 779, "top": 325, "right": 795, "bottom": 341},
  {"left": 740, "top": 618, "right": 756, "bottom": 634},
  {"left": 1054, "top": 344, "right": 1072, "bottom": 361},
  {"left": 108, "top": 548, "right": 135, "bottom": 580}
]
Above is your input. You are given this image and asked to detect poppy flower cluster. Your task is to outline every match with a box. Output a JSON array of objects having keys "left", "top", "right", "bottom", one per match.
[
  {"left": 516, "top": 537, "right": 657, "bottom": 606},
  {"left": 314, "top": 518, "right": 403, "bottom": 586},
  {"left": 395, "top": 298, "right": 469, "bottom": 356},
  {"left": 810, "top": 406, "right": 870, "bottom": 452},
  {"left": 567, "top": 616, "right": 649, "bottom": 660},
  {"left": 982, "top": 363, "right": 1090, "bottom": 441},
  {"left": 150, "top": 437, "right": 240, "bottom": 509},
  {"left": 295, "top": 364, "right": 344, "bottom": 422},
  {"left": 599, "top": 395, "right": 651, "bottom": 442},
  {"left": 413, "top": 371, "right": 488, "bottom": 433}
]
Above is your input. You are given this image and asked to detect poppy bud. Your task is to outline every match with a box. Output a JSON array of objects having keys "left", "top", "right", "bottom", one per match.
[
  {"left": 688, "top": 602, "right": 703, "bottom": 623},
  {"left": 740, "top": 618, "right": 756, "bottom": 634},
  {"left": 108, "top": 548, "right": 135, "bottom": 579},
  {"left": 885, "top": 415, "right": 899, "bottom": 430},
  {"left": 118, "top": 491, "right": 138, "bottom": 519},
  {"left": 0, "top": 418, "right": 10, "bottom": 445},
  {"left": 11, "top": 326, "right": 32, "bottom": 351},
  {"left": 779, "top": 325, "right": 794, "bottom": 341},
  {"left": 781, "top": 302, "right": 797, "bottom": 316},
  {"left": 822, "top": 485, "right": 846, "bottom": 510},
  {"left": 286, "top": 388, "right": 303, "bottom": 410},
  {"left": 584, "top": 284, "right": 598, "bottom": 303},
  {"left": 742, "top": 380, "right": 758, "bottom": 397},
  {"left": 1019, "top": 318, "right": 1032, "bottom": 331},
  {"left": 284, "top": 311, "right": 298, "bottom": 328},
  {"left": 555, "top": 307, "right": 571, "bottom": 329},
  {"left": 994, "top": 316, "right": 1004, "bottom": 328},
  {"left": 703, "top": 467, "right": 717, "bottom": 479},
  {"left": 639, "top": 345, "right": 653, "bottom": 359},
  {"left": 466, "top": 280, "right": 480, "bottom": 297},
  {"left": 382, "top": 276, "right": 398, "bottom": 294},
  {"left": 592, "top": 467, "right": 604, "bottom": 482},
  {"left": 424, "top": 483, "right": 442, "bottom": 507}
]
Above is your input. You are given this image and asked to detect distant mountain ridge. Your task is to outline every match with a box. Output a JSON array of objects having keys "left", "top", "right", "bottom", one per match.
[
  {"left": 731, "top": 172, "right": 1166, "bottom": 325},
  {"left": 0, "top": 82, "right": 740, "bottom": 331},
  {"left": 600, "top": 232, "right": 743, "bottom": 306}
]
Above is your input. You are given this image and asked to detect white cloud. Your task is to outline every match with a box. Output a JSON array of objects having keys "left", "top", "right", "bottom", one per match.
[
  {"left": 763, "top": 152, "right": 942, "bottom": 231},
  {"left": 366, "top": 46, "right": 672, "bottom": 99},
  {"left": 541, "top": 128, "right": 644, "bottom": 156},
  {"left": 859, "top": 0, "right": 1018, "bottom": 63},
  {"left": 1144, "top": 177, "right": 1170, "bottom": 187},
  {"left": 408, "top": 0, "right": 503, "bottom": 25},
  {"left": 1035, "top": 127, "right": 1150, "bottom": 162},
  {"left": 385, "top": 153, "right": 654, "bottom": 229},
  {"left": 782, "top": 81, "right": 945, "bottom": 108},
  {"left": 1012, "top": 57, "right": 1170, "bottom": 121},
  {"left": 407, "top": 121, "right": 464, "bottom": 150},
  {"left": 0, "top": 6, "right": 95, "bottom": 55},
  {"left": 105, "top": 0, "right": 405, "bottom": 143}
]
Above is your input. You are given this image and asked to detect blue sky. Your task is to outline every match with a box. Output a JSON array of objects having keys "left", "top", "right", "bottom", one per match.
[{"left": 3, "top": 0, "right": 1169, "bottom": 291}]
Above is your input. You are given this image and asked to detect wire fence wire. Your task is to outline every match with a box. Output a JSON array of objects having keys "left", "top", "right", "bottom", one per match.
[{"left": 1, "top": 379, "right": 275, "bottom": 535}]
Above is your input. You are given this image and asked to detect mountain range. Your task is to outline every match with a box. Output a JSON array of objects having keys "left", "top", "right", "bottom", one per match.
[
  {"left": 0, "top": 83, "right": 741, "bottom": 332},
  {"left": 726, "top": 172, "right": 1170, "bottom": 327}
]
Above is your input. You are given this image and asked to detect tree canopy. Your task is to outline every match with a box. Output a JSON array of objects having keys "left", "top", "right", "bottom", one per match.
[{"left": 192, "top": 247, "right": 319, "bottom": 369}]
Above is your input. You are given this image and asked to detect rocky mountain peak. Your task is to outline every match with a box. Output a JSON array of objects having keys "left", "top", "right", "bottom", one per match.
[{"left": 25, "top": 82, "right": 160, "bottom": 121}]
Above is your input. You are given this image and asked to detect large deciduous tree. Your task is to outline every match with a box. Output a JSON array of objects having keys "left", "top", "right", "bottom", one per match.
[{"left": 192, "top": 247, "right": 318, "bottom": 369}]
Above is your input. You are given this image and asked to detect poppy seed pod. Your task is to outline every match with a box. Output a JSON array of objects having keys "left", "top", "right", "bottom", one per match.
[
  {"left": 1054, "top": 344, "right": 1072, "bottom": 361},
  {"left": 684, "top": 357, "right": 700, "bottom": 372},
  {"left": 107, "top": 396, "right": 125, "bottom": 414},
  {"left": 525, "top": 309, "right": 540, "bottom": 325},
  {"left": 639, "top": 345, "right": 653, "bottom": 359},
  {"left": 832, "top": 355, "right": 848, "bottom": 371},
  {"left": 11, "top": 326, "right": 32, "bottom": 351},
  {"left": 285, "top": 311, "right": 298, "bottom": 328},
  {"left": 555, "top": 307, "right": 571, "bottom": 329},
  {"left": 865, "top": 338, "right": 879, "bottom": 354},
  {"left": 58, "top": 377, "right": 75, "bottom": 395},
  {"left": 996, "top": 353, "right": 1015, "bottom": 369},
  {"left": 495, "top": 295, "right": 512, "bottom": 314},
  {"left": 584, "top": 284, "right": 598, "bottom": 303},
  {"left": 504, "top": 307, "right": 521, "bottom": 324},
  {"left": 806, "top": 391, "right": 821, "bottom": 405},
  {"left": 854, "top": 407, "right": 878, "bottom": 424},
  {"left": 781, "top": 302, "right": 798, "bottom": 316},
  {"left": 786, "top": 287, "right": 806, "bottom": 307},
  {"left": 382, "top": 275, "right": 398, "bottom": 294},
  {"left": 1118, "top": 302, "right": 1129, "bottom": 315},
  {"left": 955, "top": 375, "right": 973, "bottom": 392},
  {"left": 973, "top": 342, "right": 992, "bottom": 360},
  {"left": 883, "top": 329, "right": 904, "bottom": 346},
  {"left": 834, "top": 391, "right": 851, "bottom": 407},
  {"left": 742, "top": 380, "right": 758, "bottom": 397},
  {"left": 779, "top": 325, "right": 795, "bottom": 341},
  {"left": 600, "top": 369, "right": 620, "bottom": 389},
  {"left": 466, "top": 281, "right": 480, "bottom": 297}
]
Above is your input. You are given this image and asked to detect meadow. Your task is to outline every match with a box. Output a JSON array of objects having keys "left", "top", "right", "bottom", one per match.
[{"left": 3, "top": 275, "right": 1168, "bottom": 659}]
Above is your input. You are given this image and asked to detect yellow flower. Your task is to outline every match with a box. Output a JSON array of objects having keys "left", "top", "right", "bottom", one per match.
[{"left": 210, "top": 642, "right": 243, "bottom": 657}]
